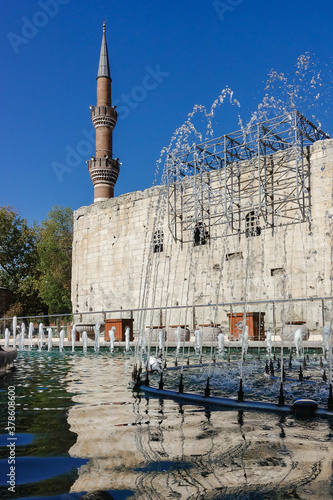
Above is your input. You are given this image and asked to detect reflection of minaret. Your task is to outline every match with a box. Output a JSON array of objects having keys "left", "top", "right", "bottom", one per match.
[{"left": 88, "top": 22, "right": 119, "bottom": 202}]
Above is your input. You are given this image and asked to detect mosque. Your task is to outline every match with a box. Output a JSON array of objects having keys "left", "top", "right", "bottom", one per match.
[{"left": 71, "top": 24, "right": 333, "bottom": 338}]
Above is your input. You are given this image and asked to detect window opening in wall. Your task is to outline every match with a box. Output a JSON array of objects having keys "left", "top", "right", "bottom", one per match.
[
  {"left": 193, "top": 222, "right": 209, "bottom": 246},
  {"left": 153, "top": 230, "right": 164, "bottom": 253},
  {"left": 271, "top": 267, "right": 284, "bottom": 276},
  {"left": 246, "top": 211, "right": 261, "bottom": 238},
  {"left": 226, "top": 252, "right": 243, "bottom": 261}
]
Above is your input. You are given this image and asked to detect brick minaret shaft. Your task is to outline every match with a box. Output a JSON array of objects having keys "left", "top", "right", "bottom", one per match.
[{"left": 88, "top": 22, "right": 119, "bottom": 202}]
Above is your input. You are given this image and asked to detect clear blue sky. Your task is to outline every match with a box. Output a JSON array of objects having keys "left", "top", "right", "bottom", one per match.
[{"left": 1, "top": 0, "right": 332, "bottom": 224}]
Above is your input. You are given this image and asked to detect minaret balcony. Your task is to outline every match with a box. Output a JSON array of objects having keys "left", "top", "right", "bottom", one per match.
[
  {"left": 91, "top": 105, "right": 118, "bottom": 128},
  {"left": 88, "top": 157, "right": 120, "bottom": 185}
]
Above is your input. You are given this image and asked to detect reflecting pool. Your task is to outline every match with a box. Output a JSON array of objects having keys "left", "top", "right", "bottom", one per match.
[{"left": 1, "top": 350, "right": 333, "bottom": 499}]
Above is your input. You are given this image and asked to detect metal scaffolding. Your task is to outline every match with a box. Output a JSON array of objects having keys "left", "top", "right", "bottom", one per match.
[{"left": 166, "top": 111, "right": 330, "bottom": 244}]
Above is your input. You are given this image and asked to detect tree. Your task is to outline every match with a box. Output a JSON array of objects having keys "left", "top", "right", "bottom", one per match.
[
  {"left": 0, "top": 206, "right": 42, "bottom": 315},
  {"left": 37, "top": 206, "right": 73, "bottom": 315}
]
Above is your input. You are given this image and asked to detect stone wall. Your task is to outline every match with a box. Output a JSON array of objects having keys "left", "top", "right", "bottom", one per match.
[{"left": 72, "top": 139, "right": 333, "bottom": 334}]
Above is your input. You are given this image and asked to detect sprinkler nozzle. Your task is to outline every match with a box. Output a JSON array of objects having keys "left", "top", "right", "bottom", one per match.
[
  {"left": 204, "top": 377, "right": 210, "bottom": 398},
  {"left": 278, "top": 382, "right": 285, "bottom": 406},
  {"left": 237, "top": 378, "right": 244, "bottom": 402},
  {"left": 178, "top": 374, "right": 184, "bottom": 394}
]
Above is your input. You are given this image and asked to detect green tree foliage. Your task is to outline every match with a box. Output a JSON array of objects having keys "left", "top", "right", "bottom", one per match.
[
  {"left": 0, "top": 206, "right": 42, "bottom": 315},
  {"left": 37, "top": 206, "right": 73, "bottom": 315}
]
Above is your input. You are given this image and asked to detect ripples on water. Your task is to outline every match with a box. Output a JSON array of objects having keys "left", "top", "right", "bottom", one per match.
[{"left": 0, "top": 349, "right": 332, "bottom": 499}]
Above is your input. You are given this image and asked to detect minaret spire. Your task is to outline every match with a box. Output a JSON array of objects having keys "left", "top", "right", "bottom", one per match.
[
  {"left": 88, "top": 22, "right": 119, "bottom": 202},
  {"left": 97, "top": 21, "right": 110, "bottom": 79}
]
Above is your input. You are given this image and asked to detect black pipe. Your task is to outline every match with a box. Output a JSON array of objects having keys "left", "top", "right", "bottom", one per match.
[
  {"left": 328, "top": 383, "right": 333, "bottom": 411},
  {"left": 178, "top": 373, "right": 184, "bottom": 394},
  {"left": 159, "top": 373, "right": 164, "bottom": 390},
  {"left": 265, "top": 360, "right": 269, "bottom": 375},
  {"left": 278, "top": 382, "right": 285, "bottom": 406},
  {"left": 204, "top": 377, "right": 210, "bottom": 398},
  {"left": 299, "top": 365, "right": 303, "bottom": 381},
  {"left": 270, "top": 359, "right": 274, "bottom": 376},
  {"left": 288, "top": 355, "right": 292, "bottom": 370},
  {"left": 237, "top": 378, "right": 244, "bottom": 402}
]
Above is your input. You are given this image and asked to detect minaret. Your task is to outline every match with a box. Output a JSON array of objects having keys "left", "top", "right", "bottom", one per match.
[{"left": 88, "top": 22, "right": 119, "bottom": 202}]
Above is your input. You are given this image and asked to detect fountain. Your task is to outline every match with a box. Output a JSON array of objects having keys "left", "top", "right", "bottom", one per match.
[
  {"left": 47, "top": 327, "right": 53, "bottom": 351},
  {"left": 12, "top": 316, "right": 17, "bottom": 347},
  {"left": 139, "top": 329, "right": 146, "bottom": 353},
  {"left": 28, "top": 322, "right": 34, "bottom": 349},
  {"left": 109, "top": 326, "right": 116, "bottom": 352},
  {"left": 266, "top": 330, "right": 272, "bottom": 356},
  {"left": 217, "top": 332, "right": 224, "bottom": 355},
  {"left": 72, "top": 323, "right": 76, "bottom": 352},
  {"left": 194, "top": 329, "right": 202, "bottom": 355},
  {"left": 294, "top": 328, "right": 304, "bottom": 358},
  {"left": 174, "top": 327, "right": 181, "bottom": 354},
  {"left": 38, "top": 323, "right": 44, "bottom": 351},
  {"left": 125, "top": 326, "right": 131, "bottom": 352},
  {"left": 59, "top": 329, "right": 65, "bottom": 352},
  {"left": 129, "top": 57, "right": 333, "bottom": 418},
  {"left": 158, "top": 329, "right": 165, "bottom": 353},
  {"left": 82, "top": 330, "right": 88, "bottom": 352},
  {"left": 241, "top": 325, "right": 249, "bottom": 357},
  {"left": 322, "top": 325, "right": 330, "bottom": 356},
  {"left": 19, "top": 322, "right": 25, "bottom": 350},
  {"left": 4, "top": 328, "right": 10, "bottom": 347},
  {"left": 94, "top": 322, "right": 100, "bottom": 352}
]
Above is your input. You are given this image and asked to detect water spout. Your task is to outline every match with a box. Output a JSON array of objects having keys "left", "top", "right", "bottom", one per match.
[
  {"left": 47, "top": 328, "right": 53, "bottom": 351},
  {"left": 242, "top": 326, "right": 249, "bottom": 357},
  {"left": 12, "top": 316, "right": 17, "bottom": 347},
  {"left": 38, "top": 323, "right": 44, "bottom": 351},
  {"left": 59, "top": 329, "right": 65, "bottom": 352},
  {"left": 158, "top": 329, "right": 165, "bottom": 353},
  {"left": 322, "top": 325, "right": 330, "bottom": 356},
  {"left": 174, "top": 326, "right": 181, "bottom": 354},
  {"left": 266, "top": 330, "right": 272, "bottom": 356},
  {"left": 5, "top": 328, "right": 10, "bottom": 348},
  {"left": 19, "top": 323, "right": 25, "bottom": 350},
  {"left": 218, "top": 332, "right": 224, "bottom": 356},
  {"left": 294, "top": 328, "right": 303, "bottom": 358},
  {"left": 125, "top": 326, "right": 131, "bottom": 352},
  {"left": 139, "top": 329, "right": 146, "bottom": 353},
  {"left": 28, "top": 322, "right": 34, "bottom": 350},
  {"left": 194, "top": 329, "right": 202, "bottom": 355},
  {"left": 110, "top": 326, "right": 116, "bottom": 352},
  {"left": 82, "top": 331, "right": 87, "bottom": 353},
  {"left": 72, "top": 324, "right": 76, "bottom": 352},
  {"left": 94, "top": 322, "right": 100, "bottom": 352}
]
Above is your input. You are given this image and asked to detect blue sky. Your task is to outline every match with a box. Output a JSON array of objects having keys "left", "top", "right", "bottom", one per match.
[{"left": 1, "top": 0, "right": 332, "bottom": 224}]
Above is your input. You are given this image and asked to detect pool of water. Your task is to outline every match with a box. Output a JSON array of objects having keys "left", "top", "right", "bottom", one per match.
[{"left": 0, "top": 349, "right": 332, "bottom": 499}]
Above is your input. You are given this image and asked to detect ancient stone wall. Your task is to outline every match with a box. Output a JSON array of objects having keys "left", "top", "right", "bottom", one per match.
[{"left": 72, "top": 139, "right": 333, "bottom": 333}]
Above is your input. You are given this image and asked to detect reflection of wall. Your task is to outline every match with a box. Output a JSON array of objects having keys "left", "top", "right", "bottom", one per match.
[
  {"left": 66, "top": 357, "right": 333, "bottom": 498},
  {"left": 72, "top": 140, "right": 333, "bottom": 331}
]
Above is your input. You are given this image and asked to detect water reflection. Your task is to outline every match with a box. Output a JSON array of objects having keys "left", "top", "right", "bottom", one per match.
[
  {"left": 1, "top": 350, "right": 332, "bottom": 499},
  {"left": 66, "top": 352, "right": 333, "bottom": 499}
]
